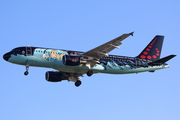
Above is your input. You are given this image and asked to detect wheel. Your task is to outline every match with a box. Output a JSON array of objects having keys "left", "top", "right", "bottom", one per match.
[
  {"left": 24, "top": 71, "right": 29, "bottom": 76},
  {"left": 87, "top": 70, "right": 93, "bottom": 77},
  {"left": 75, "top": 80, "right": 82, "bottom": 87}
]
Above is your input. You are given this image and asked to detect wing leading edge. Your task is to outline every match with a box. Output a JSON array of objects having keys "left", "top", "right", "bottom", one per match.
[{"left": 81, "top": 32, "right": 134, "bottom": 67}]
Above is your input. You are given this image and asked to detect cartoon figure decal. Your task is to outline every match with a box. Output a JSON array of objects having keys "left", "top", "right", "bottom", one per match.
[
  {"left": 47, "top": 50, "right": 57, "bottom": 61},
  {"left": 42, "top": 49, "right": 48, "bottom": 59},
  {"left": 34, "top": 48, "right": 67, "bottom": 61}
]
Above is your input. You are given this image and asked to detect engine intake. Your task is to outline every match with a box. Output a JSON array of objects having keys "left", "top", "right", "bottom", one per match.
[
  {"left": 62, "top": 55, "right": 81, "bottom": 66},
  {"left": 45, "top": 71, "right": 68, "bottom": 82}
]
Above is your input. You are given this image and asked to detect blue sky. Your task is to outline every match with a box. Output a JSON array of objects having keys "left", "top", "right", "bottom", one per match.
[{"left": 0, "top": 0, "right": 179, "bottom": 120}]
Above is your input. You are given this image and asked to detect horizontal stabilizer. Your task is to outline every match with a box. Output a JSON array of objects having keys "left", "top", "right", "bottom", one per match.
[{"left": 148, "top": 55, "right": 176, "bottom": 66}]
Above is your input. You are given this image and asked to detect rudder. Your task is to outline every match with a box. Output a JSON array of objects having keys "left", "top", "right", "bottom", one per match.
[{"left": 137, "top": 35, "right": 164, "bottom": 61}]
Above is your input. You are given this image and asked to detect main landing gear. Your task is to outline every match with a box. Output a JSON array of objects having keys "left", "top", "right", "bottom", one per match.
[
  {"left": 87, "top": 70, "right": 93, "bottom": 77},
  {"left": 73, "top": 70, "right": 93, "bottom": 87},
  {"left": 75, "top": 80, "right": 82, "bottom": 87},
  {"left": 24, "top": 65, "right": 29, "bottom": 76},
  {"left": 68, "top": 74, "right": 82, "bottom": 87}
]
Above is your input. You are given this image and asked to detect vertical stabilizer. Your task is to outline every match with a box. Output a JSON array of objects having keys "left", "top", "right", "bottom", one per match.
[{"left": 137, "top": 35, "right": 164, "bottom": 61}]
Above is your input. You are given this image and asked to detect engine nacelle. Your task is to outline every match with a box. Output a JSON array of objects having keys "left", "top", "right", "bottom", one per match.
[
  {"left": 62, "top": 55, "right": 81, "bottom": 66},
  {"left": 45, "top": 71, "right": 68, "bottom": 82}
]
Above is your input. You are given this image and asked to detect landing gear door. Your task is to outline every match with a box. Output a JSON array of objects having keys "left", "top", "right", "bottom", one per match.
[{"left": 26, "top": 46, "right": 32, "bottom": 56}]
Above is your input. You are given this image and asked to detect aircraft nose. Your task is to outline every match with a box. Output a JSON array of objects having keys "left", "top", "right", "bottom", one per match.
[{"left": 3, "top": 52, "right": 11, "bottom": 61}]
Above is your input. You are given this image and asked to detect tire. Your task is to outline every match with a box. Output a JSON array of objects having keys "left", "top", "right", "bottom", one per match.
[
  {"left": 75, "top": 80, "right": 82, "bottom": 87},
  {"left": 87, "top": 70, "right": 93, "bottom": 77},
  {"left": 24, "top": 71, "right": 29, "bottom": 76}
]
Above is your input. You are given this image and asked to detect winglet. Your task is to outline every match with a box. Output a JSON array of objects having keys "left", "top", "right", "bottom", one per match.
[{"left": 130, "top": 32, "right": 134, "bottom": 36}]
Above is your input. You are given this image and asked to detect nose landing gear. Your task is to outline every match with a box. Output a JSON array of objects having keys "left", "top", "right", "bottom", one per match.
[
  {"left": 24, "top": 71, "right": 29, "bottom": 75},
  {"left": 24, "top": 65, "right": 29, "bottom": 76}
]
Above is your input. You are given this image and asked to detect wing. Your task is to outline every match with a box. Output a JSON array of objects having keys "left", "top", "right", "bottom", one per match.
[{"left": 82, "top": 32, "right": 134, "bottom": 59}]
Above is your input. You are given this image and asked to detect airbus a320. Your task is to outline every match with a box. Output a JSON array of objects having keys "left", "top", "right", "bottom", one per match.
[{"left": 3, "top": 32, "right": 176, "bottom": 87}]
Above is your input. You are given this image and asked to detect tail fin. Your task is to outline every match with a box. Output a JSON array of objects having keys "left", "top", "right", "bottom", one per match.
[{"left": 137, "top": 35, "right": 164, "bottom": 61}]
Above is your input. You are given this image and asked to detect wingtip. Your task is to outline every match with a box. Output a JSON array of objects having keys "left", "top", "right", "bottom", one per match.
[
  {"left": 171, "top": 54, "right": 177, "bottom": 57},
  {"left": 130, "top": 32, "right": 134, "bottom": 36}
]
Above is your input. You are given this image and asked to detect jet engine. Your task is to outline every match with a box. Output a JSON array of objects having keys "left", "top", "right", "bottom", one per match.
[
  {"left": 62, "top": 55, "right": 81, "bottom": 66},
  {"left": 45, "top": 71, "right": 68, "bottom": 82}
]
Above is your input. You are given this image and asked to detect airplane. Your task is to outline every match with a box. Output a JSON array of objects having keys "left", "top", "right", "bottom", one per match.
[{"left": 3, "top": 32, "right": 176, "bottom": 87}]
